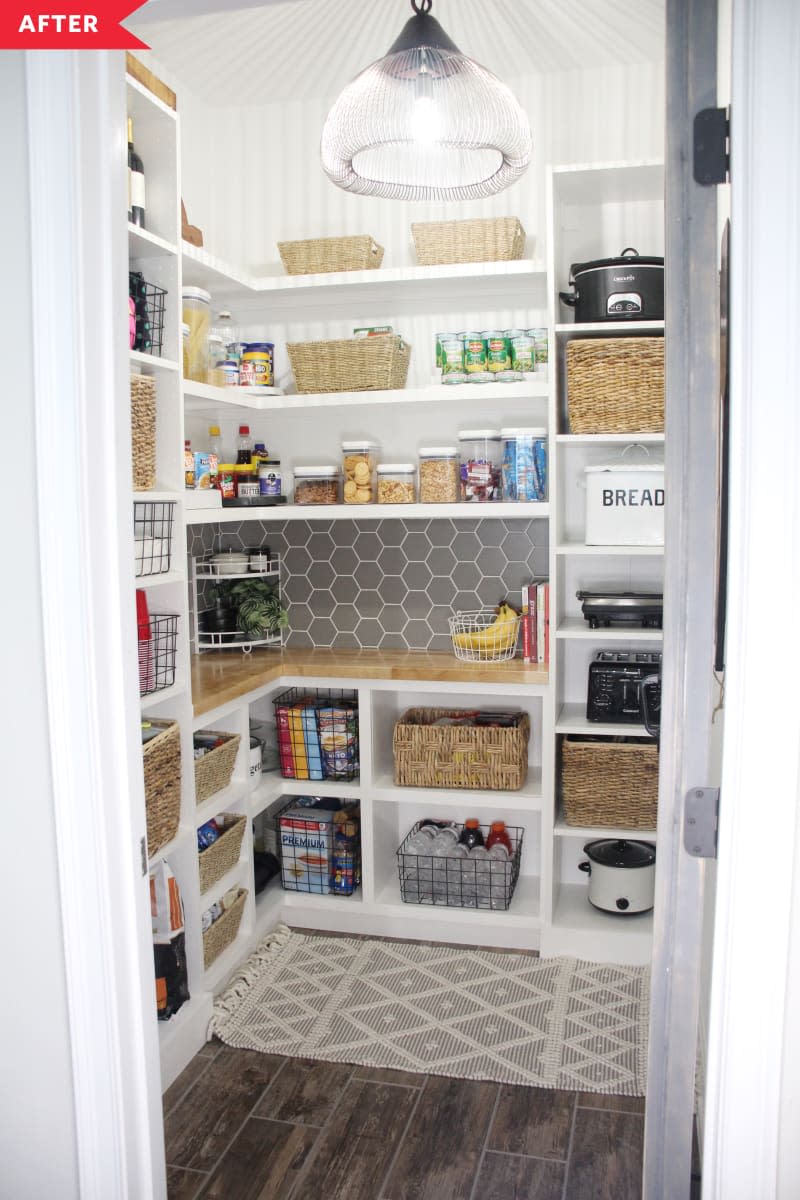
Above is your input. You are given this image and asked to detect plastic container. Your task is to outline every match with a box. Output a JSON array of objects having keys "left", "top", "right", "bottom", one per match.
[
  {"left": 206, "top": 334, "right": 225, "bottom": 386},
  {"left": 293, "top": 466, "right": 341, "bottom": 505},
  {"left": 258, "top": 460, "right": 282, "bottom": 496},
  {"left": 181, "top": 322, "right": 190, "bottom": 377},
  {"left": 501, "top": 427, "right": 548, "bottom": 502},
  {"left": 240, "top": 342, "right": 274, "bottom": 388},
  {"left": 342, "top": 440, "right": 379, "bottom": 504},
  {"left": 208, "top": 425, "right": 224, "bottom": 465},
  {"left": 236, "top": 425, "right": 253, "bottom": 465},
  {"left": 458, "top": 819, "right": 485, "bottom": 850},
  {"left": 486, "top": 820, "right": 513, "bottom": 855},
  {"left": 213, "top": 312, "right": 240, "bottom": 363},
  {"left": 458, "top": 430, "right": 502, "bottom": 502},
  {"left": 181, "top": 286, "right": 211, "bottom": 382},
  {"left": 377, "top": 463, "right": 416, "bottom": 504},
  {"left": 418, "top": 447, "right": 459, "bottom": 504}
]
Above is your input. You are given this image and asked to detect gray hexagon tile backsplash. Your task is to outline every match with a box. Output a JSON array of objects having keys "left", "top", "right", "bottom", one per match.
[{"left": 188, "top": 518, "right": 548, "bottom": 652}]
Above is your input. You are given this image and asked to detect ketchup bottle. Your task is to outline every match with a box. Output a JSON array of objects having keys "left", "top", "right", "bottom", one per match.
[{"left": 486, "top": 821, "right": 513, "bottom": 855}]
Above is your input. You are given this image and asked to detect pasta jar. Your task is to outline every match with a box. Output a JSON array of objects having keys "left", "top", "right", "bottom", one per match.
[
  {"left": 501, "top": 427, "right": 548, "bottom": 502},
  {"left": 418, "top": 447, "right": 459, "bottom": 504},
  {"left": 206, "top": 334, "right": 225, "bottom": 387},
  {"left": 181, "top": 287, "right": 211, "bottom": 382},
  {"left": 293, "top": 466, "right": 341, "bottom": 505},
  {"left": 458, "top": 429, "right": 502, "bottom": 502},
  {"left": 377, "top": 463, "right": 416, "bottom": 504},
  {"left": 342, "top": 440, "right": 379, "bottom": 504}
]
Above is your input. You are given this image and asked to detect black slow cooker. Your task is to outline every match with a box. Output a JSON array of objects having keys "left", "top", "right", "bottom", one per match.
[{"left": 559, "top": 247, "right": 664, "bottom": 322}]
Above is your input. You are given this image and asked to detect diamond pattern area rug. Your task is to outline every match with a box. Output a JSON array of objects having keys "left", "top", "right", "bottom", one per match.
[{"left": 210, "top": 926, "right": 650, "bottom": 1095}]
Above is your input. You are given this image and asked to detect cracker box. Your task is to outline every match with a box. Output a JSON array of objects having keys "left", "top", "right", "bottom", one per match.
[{"left": 279, "top": 803, "right": 334, "bottom": 894}]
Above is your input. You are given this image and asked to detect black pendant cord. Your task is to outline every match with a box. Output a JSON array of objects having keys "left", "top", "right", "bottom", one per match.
[{"left": 412, "top": 0, "right": 433, "bottom": 12}]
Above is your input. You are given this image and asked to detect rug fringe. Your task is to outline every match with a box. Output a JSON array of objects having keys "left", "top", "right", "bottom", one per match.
[{"left": 208, "top": 923, "right": 292, "bottom": 1037}]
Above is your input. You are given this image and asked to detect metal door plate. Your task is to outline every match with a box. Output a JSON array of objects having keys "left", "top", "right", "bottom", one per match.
[{"left": 684, "top": 787, "right": 719, "bottom": 858}]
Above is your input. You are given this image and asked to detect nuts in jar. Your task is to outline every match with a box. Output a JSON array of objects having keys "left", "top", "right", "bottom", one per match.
[
  {"left": 293, "top": 466, "right": 341, "bottom": 505},
  {"left": 418, "top": 447, "right": 459, "bottom": 504},
  {"left": 341, "top": 440, "right": 379, "bottom": 503},
  {"left": 376, "top": 463, "right": 416, "bottom": 504}
]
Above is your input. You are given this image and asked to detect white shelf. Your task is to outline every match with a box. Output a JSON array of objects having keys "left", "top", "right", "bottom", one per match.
[
  {"left": 250, "top": 774, "right": 363, "bottom": 814},
  {"left": 370, "top": 769, "right": 544, "bottom": 809},
  {"left": 195, "top": 780, "right": 251, "bottom": 828},
  {"left": 128, "top": 224, "right": 177, "bottom": 258},
  {"left": 140, "top": 680, "right": 188, "bottom": 712},
  {"left": 555, "top": 702, "right": 656, "bottom": 739},
  {"left": 126, "top": 74, "right": 177, "bottom": 122},
  {"left": 187, "top": 501, "right": 550, "bottom": 525},
  {"left": 374, "top": 875, "right": 541, "bottom": 927},
  {"left": 130, "top": 349, "right": 180, "bottom": 374},
  {"left": 554, "top": 810, "right": 657, "bottom": 841},
  {"left": 183, "top": 378, "right": 549, "bottom": 415},
  {"left": 555, "top": 320, "right": 664, "bottom": 336},
  {"left": 556, "top": 617, "right": 663, "bottom": 641},
  {"left": 181, "top": 244, "right": 548, "bottom": 315},
  {"left": 134, "top": 568, "right": 186, "bottom": 589},
  {"left": 556, "top": 540, "right": 664, "bottom": 557},
  {"left": 550, "top": 158, "right": 664, "bottom": 204},
  {"left": 541, "top": 883, "right": 653, "bottom": 965},
  {"left": 556, "top": 433, "right": 665, "bottom": 446}
]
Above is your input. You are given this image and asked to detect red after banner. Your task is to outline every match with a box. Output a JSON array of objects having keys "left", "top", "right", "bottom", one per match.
[{"left": 1, "top": 2, "right": 150, "bottom": 49}]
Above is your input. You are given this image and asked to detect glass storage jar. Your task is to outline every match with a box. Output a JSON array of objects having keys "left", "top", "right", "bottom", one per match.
[
  {"left": 377, "top": 463, "right": 416, "bottom": 504},
  {"left": 458, "top": 429, "right": 502, "bottom": 502},
  {"left": 341, "top": 440, "right": 379, "bottom": 503},
  {"left": 293, "top": 466, "right": 341, "bottom": 505},
  {"left": 181, "top": 286, "right": 211, "bottom": 382},
  {"left": 418, "top": 447, "right": 459, "bottom": 504},
  {"left": 206, "top": 334, "right": 225, "bottom": 387},
  {"left": 500, "top": 427, "right": 548, "bottom": 502}
]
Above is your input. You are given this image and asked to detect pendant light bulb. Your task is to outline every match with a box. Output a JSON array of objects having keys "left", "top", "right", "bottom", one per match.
[{"left": 321, "top": 0, "right": 532, "bottom": 201}]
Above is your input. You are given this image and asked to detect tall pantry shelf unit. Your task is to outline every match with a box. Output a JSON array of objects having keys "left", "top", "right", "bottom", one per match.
[{"left": 539, "top": 160, "right": 664, "bottom": 961}]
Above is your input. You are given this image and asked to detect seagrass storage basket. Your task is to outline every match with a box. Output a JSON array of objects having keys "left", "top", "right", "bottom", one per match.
[
  {"left": 131, "top": 374, "right": 156, "bottom": 490},
  {"left": 287, "top": 335, "right": 411, "bottom": 394},
  {"left": 202, "top": 888, "right": 247, "bottom": 969},
  {"left": 278, "top": 235, "right": 384, "bottom": 275},
  {"left": 560, "top": 735, "right": 659, "bottom": 828},
  {"left": 194, "top": 731, "right": 241, "bottom": 804},
  {"left": 566, "top": 337, "right": 665, "bottom": 433},
  {"left": 411, "top": 216, "right": 526, "bottom": 266},
  {"left": 142, "top": 719, "right": 181, "bottom": 857},
  {"left": 198, "top": 813, "right": 247, "bottom": 893},
  {"left": 393, "top": 708, "right": 530, "bottom": 791}
]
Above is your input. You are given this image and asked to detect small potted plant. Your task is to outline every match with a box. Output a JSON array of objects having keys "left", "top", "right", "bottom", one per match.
[{"left": 223, "top": 576, "right": 288, "bottom": 642}]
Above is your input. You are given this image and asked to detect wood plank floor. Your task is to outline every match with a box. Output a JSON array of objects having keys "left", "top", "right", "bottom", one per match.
[{"left": 163, "top": 1040, "right": 652, "bottom": 1199}]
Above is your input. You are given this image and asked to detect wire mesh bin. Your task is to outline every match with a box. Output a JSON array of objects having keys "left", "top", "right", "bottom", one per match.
[
  {"left": 277, "top": 797, "right": 361, "bottom": 896},
  {"left": 138, "top": 614, "right": 178, "bottom": 697},
  {"left": 129, "top": 271, "right": 167, "bottom": 357},
  {"left": 396, "top": 821, "right": 523, "bottom": 910},
  {"left": 273, "top": 687, "right": 359, "bottom": 781},
  {"left": 134, "top": 501, "right": 176, "bottom": 578}
]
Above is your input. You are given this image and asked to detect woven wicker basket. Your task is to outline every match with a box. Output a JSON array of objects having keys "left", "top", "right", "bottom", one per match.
[
  {"left": 278, "top": 235, "right": 384, "bottom": 275},
  {"left": 393, "top": 708, "right": 529, "bottom": 791},
  {"left": 566, "top": 337, "right": 665, "bottom": 434},
  {"left": 142, "top": 719, "right": 181, "bottom": 857},
  {"left": 561, "top": 736, "right": 659, "bottom": 828},
  {"left": 202, "top": 888, "right": 247, "bottom": 969},
  {"left": 194, "top": 732, "right": 241, "bottom": 805},
  {"left": 287, "top": 336, "right": 411, "bottom": 394},
  {"left": 198, "top": 813, "right": 247, "bottom": 893},
  {"left": 411, "top": 217, "right": 526, "bottom": 266},
  {"left": 131, "top": 374, "right": 156, "bottom": 491}
]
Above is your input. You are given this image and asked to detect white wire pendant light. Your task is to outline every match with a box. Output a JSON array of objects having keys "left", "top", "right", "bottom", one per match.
[{"left": 321, "top": 0, "right": 532, "bottom": 201}]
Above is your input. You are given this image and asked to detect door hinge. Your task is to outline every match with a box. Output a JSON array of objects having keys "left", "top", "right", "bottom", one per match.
[
  {"left": 684, "top": 787, "right": 719, "bottom": 858},
  {"left": 140, "top": 835, "right": 148, "bottom": 877},
  {"left": 693, "top": 107, "right": 730, "bottom": 185}
]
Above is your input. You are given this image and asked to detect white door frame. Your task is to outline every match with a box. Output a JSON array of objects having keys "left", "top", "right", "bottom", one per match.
[
  {"left": 702, "top": 0, "right": 800, "bottom": 1195},
  {"left": 25, "top": 50, "right": 166, "bottom": 1199}
]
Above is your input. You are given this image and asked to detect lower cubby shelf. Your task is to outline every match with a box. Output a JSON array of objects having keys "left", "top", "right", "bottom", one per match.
[{"left": 540, "top": 884, "right": 653, "bottom": 965}]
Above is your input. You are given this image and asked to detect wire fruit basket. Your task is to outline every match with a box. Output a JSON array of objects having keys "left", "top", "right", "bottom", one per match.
[{"left": 449, "top": 608, "right": 520, "bottom": 662}]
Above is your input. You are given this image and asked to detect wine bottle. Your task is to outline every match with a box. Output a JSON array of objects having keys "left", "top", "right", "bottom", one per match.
[{"left": 127, "top": 117, "right": 146, "bottom": 229}]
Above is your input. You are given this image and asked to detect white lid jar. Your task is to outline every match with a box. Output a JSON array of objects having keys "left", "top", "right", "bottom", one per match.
[
  {"left": 376, "top": 463, "right": 416, "bottom": 504},
  {"left": 500, "top": 428, "right": 548, "bottom": 503},
  {"left": 418, "top": 447, "right": 459, "bottom": 504},
  {"left": 293, "top": 465, "right": 341, "bottom": 505},
  {"left": 181, "top": 288, "right": 211, "bottom": 383},
  {"left": 458, "top": 429, "right": 502, "bottom": 503},
  {"left": 342, "top": 440, "right": 379, "bottom": 504}
]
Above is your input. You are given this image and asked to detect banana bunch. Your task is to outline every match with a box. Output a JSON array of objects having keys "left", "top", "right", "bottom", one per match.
[{"left": 453, "top": 602, "right": 519, "bottom": 656}]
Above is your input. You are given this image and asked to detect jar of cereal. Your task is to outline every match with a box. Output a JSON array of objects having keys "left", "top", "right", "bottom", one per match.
[
  {"left": 293, "top": 466, "right": 341, "bottom": 505},
  {"left": 418, "top": 447, "right": 459, "bottom": 504},
  {"left": 341, "top": 440, "right": 379, "bottom": 504},
  {"left": 377, "top": 463, "right": 416, "bottom": 504}
]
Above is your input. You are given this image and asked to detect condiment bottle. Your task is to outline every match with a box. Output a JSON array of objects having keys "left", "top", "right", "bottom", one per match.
[
  {"left": 458, "top": 819, "right": 485, "bottom": 850},
  {"left": 236, "top": 425, "right": 253, "bottom": 464},
  {"left": 485, "top": 821, "right": 513, "bottom": 855},
  {"left": 184, "top": 439, "right": 195, "bottom": 488}
]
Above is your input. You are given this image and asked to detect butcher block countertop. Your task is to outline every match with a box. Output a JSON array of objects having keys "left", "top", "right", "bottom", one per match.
[{"left": 191, "top": 646, "right": 548, "bottom": 717}]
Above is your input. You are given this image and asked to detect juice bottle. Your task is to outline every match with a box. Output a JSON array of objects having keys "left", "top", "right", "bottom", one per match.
[
  {"left": 458, "top": 819, "right": 485, "bottom": 850},
  {"left": 486, "top": 820, "right": 513, "bottom": 856}
]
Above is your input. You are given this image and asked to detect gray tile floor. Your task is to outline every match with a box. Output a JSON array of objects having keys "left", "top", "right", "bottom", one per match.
[{"left": 163, "top": 1041, "right": 648, "bottom": 1199}]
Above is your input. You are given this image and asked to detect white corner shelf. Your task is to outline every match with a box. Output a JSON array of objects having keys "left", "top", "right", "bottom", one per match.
[
  {"left": 540, "top": 883, "right": 654, "bottom": 965},
  {"left": 130, "top": 349, "right": 180, "bottom": 374},
  {"left": 128, "top": 224, "right": 178, "bottom": 258},
  {"left": 187, "top": 501, "right": 550, "bottom": 525}
]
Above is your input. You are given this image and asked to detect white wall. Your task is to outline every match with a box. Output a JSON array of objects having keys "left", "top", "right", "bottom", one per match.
[
  {"left": 171, "top": 60, "right": 664, "bottom": 270},
  {"left": 0, "top": 53, "right": 80, "bottom": 1199}
]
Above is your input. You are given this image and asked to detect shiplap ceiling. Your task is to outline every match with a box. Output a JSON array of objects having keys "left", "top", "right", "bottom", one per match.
[{"left": 130, "top": 0, "right": 665, "bottom": 106}]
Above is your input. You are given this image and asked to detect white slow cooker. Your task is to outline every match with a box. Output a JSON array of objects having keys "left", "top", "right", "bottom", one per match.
[{"left": 579, "top": 839, "right": 656, "bottom": 914}]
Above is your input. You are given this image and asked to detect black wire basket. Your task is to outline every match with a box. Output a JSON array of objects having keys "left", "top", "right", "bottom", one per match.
[
  {"left": 133, "top": 501, "right": 175, "bottom": 578},
  {"left": 396, "top": 821, "right": 523, "bottom": 910},
  {"left": 272, "top": 687, "right": 359, "bottom": 781},
  {"left": 129, "top": 270, "right": 167, "bottom": 357},
  {"left": 138, "top": 614, "right": 179, "bottom": 697}
]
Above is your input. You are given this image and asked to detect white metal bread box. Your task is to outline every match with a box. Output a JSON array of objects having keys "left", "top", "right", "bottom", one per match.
[{"left": 584, "top": 462, "right": 665, "bottom": 545}]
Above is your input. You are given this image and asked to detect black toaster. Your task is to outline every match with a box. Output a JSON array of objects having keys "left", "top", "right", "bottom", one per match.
[{"left": 586, "top": 651, "right": 662, "bottom": 728}]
